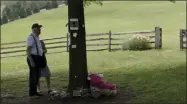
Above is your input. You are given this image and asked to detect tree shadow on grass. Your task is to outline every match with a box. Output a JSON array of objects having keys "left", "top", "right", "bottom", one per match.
[
  {"left": 101, "top": 63, "right": 186, "bottom": 104},
  {"left": 1, "top": 62, "right": 185, "bottom": 104}
]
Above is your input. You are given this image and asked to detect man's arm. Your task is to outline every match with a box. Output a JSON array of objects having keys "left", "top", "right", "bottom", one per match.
[
  {"left": 27, "top": 46, "right": 32, "bottom": 59},
  {"left": 44, "top": 49, "right": 47, "bottom": 53},
  {"left": 26, "top": 36, "right": 35, "bottom": 67}
]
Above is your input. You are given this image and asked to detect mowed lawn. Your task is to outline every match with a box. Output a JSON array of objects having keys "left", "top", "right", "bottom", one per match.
[{"left": 1, "top": 1, "right": 186, "bottom": 104}]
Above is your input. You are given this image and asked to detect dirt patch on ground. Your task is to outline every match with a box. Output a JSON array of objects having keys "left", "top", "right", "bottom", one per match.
[{"left": 1, "top": 88, "right": 136, "bottom": 104}]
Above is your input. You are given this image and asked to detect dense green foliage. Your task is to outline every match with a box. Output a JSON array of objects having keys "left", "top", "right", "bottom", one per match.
[{"left": 1, "top": 0, "right": 102, "bottom": 25}]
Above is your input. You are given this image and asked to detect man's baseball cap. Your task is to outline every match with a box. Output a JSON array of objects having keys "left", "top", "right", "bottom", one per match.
[{"left": 31, "top": 23, "right": 42, "bottom": 29}]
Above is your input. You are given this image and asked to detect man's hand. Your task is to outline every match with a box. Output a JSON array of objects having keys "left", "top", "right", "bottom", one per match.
[
  {"left": 27, "top": 46, "right": 35, "bottom": 67},
  {"left": 29, "top": 57, "right": 35, "bottom": 67},
  {"left": 44, "top": 49, "right": 47, "bottom": 53}
]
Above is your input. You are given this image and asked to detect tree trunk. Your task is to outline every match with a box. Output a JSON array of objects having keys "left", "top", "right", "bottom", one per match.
[{"left": 67, "top": 0, "right": 90, "bottom": 96}]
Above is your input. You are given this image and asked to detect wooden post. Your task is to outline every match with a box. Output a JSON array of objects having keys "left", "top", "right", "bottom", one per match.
[
  {"left": 155, "top": 27, "right": 161, "bottom": 49},
  {"left": 184, "top": 30, "right": 187, "bottom": 49},
  {"left": 108, "top": 30, "right": 112, "bottom": 52},
  {"left": 159, "top": 28, "right": 162, "bottom": 48},
  {"left": 180, "top": 29, "right": 183, "bottom": 49},
  {"left": 67, "top": 33, "right": 69, "bottom": 52}
]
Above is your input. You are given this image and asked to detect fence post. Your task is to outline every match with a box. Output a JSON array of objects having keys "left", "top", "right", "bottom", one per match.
[
  {"left": 180, "top": 29, "right": 183, "bottom": 49},
  {"left": 155, "top": 27, "right": 162, "bottom": 49},
  {"left": 159, "top": 27, "right": 162, "bottom": 48},
  {"left": 108, "top": 30, "right": 112, "bottom": 52},
  {"left": 67, "top": 33, "right": 69, "bottom": 52}
]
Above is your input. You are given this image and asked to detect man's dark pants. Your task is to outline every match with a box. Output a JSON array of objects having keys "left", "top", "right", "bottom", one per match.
[{"left": 27, "top": 57, "right": 40, "bottom": 96}]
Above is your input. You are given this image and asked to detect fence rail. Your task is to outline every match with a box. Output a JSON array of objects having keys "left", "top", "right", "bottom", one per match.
[
  {"left": 1, "top": 27, "right": 162, "bottom": 59},
  {"left": 180, "top": 29, "right": 187, "bottom": 49},
  {"left": 112, "top": 30, "right": 155, "bottom": 35},
  {"left": 1, "top": 45, "right": 26, "bottom": 49},
  {"left": 1, "top": 51, "right": 67, "bottom": 59},
  {"left": 87, "top": 38, "right": 109, "bottom": 41},
  {"left": 87, "top": 33, "right": 109, "bottom": 36},
  {"left": 1, "top": 36, "right": 66, "bottom": 46}
]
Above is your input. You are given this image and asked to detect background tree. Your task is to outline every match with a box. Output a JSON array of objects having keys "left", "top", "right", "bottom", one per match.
[
  {"left": 45, "top": 1, "right": 52, "bottom": 10},
  {"left": 12, "top": 4, "right": 19, "bottom": 19},
  {"left": 30, "top": 1, "right": 40, "bottom": 14},
  {"left": 13, "top": 2, "right": 28, "bottom": 18},
  {"left": 21, "top": 1, "right": 33, "bottom": 16},
  {"left": 8, "top": 7, "right": 16, "bottom": 21},
  {"left": 13, "top": 2, "right": 22, "bottom": 19},
  {"left": 37, "top": 1, "right": 48, "bottom": 10},
  {"left": 26, "top": 7, "right": 32, "bottom": 16},
  {"left": 51, "top": 0, "right": 58, "bottom": 8},
  {"left": 1, "top": 18, "right": 3, "bottom": 25},
  {"left": 2, "top": 13, "right": 8, "bottom": 24},
  {"left": 19, "top": 7, "right": 27, "bottom": 18},
  {"left": 2, "top": 6, "right": 15, "bottom": 22}
]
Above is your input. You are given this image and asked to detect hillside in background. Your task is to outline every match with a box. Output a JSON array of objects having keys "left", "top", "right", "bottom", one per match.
[
  {"left": 1, "top": 1, "right": 185, "bottom": 43},
  {"left": 1, "top": 1, "right": 186, "bottom": 104}
]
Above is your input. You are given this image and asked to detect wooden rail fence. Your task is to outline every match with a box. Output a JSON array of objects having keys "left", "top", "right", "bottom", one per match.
[
  {"left": 1, "top": 27, "right": 162, "bottom": 58},
  {"left": 180, "top": 29, "right": 187, "bottom": 49}
]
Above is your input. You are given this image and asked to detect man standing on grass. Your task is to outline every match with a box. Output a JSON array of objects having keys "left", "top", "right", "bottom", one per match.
[{"left": 26, "top": 23, "right": 45, "bottom": 98}]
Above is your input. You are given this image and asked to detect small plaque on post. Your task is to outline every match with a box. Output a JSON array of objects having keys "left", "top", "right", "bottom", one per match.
[
  {"left": 72, "top": 45, "right": 76, "bottom": 48},
  {"left": 70, "top": 18, "right": 79, "bottom": 30}
]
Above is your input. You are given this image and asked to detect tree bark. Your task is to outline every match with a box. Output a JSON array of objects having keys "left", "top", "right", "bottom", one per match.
[{"left": 67, "top": 0, "right": 89, "bottom": 96}]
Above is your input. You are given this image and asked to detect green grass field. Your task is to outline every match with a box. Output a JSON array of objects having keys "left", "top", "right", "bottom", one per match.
[{"left": 1, "top": 1, "right": 186, "bottom": 104}]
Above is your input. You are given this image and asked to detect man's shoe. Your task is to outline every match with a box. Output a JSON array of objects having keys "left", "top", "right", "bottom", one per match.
[
  {"left": 36, "top": 92, "right": 44, "bottom": 96},
  {"left": 48, "top": 90, "right": 52, "bottom": 94}
]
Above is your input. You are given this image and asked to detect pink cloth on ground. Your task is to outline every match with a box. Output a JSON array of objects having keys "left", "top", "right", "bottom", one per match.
[{"left": 88, "top": 74, "right": 116, "bottom": 90}]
